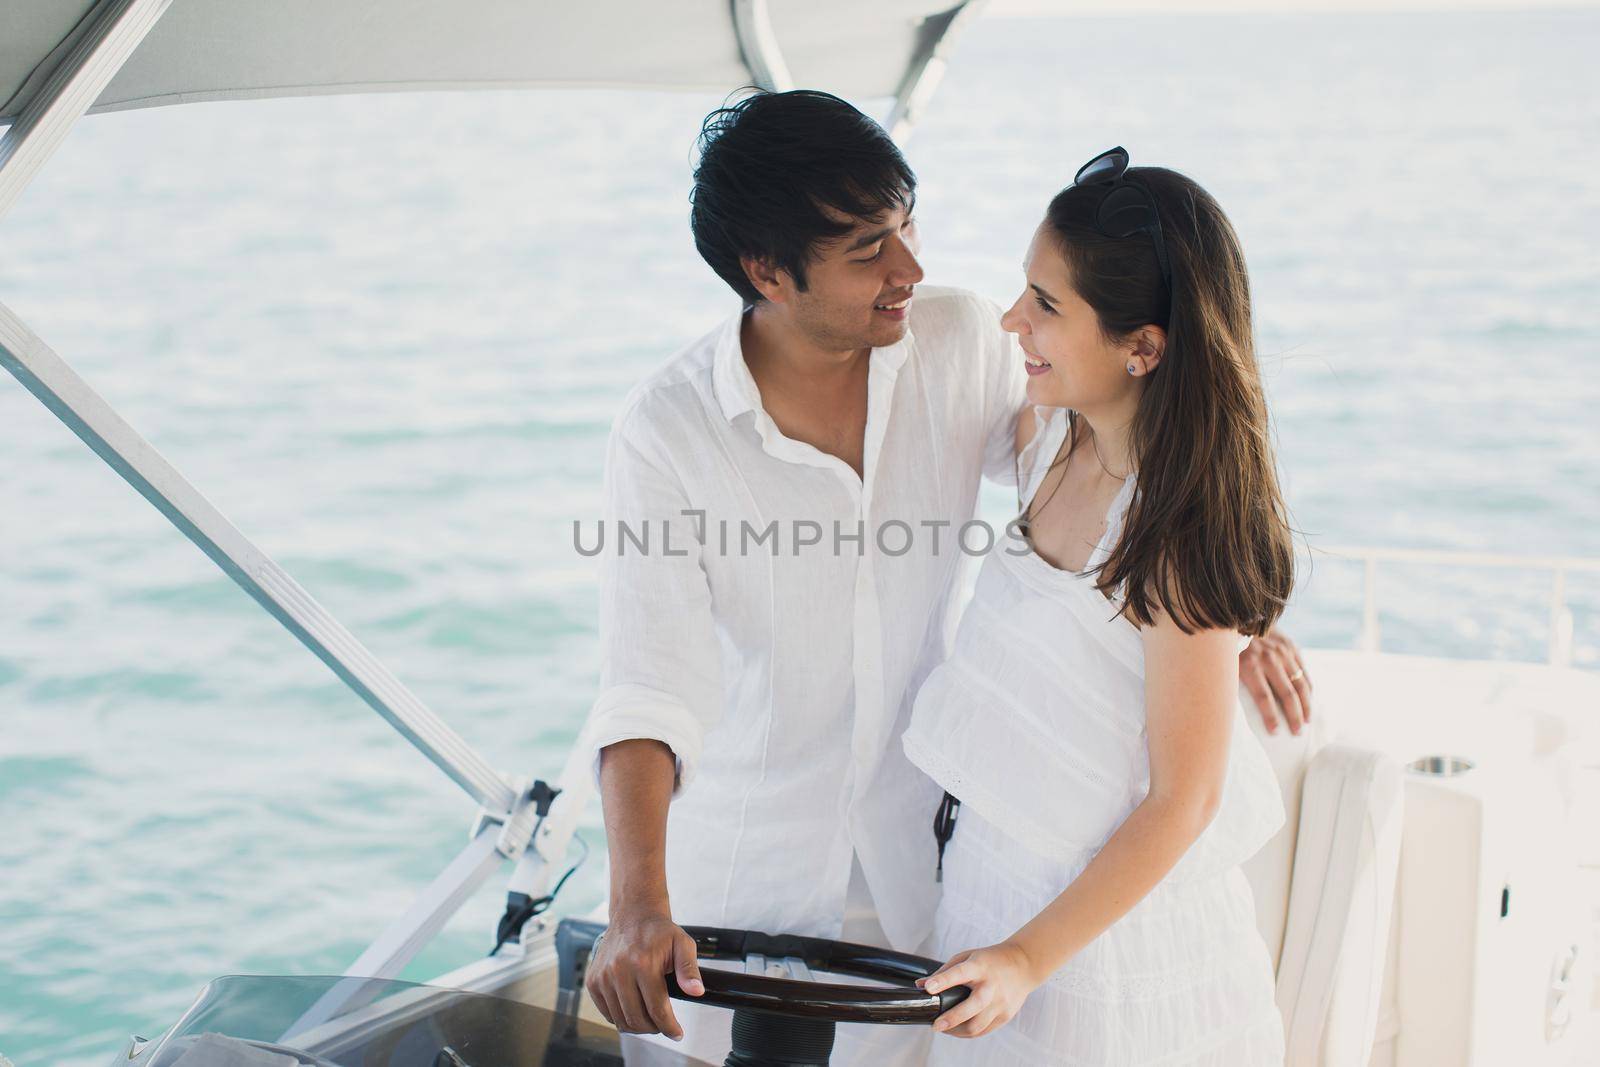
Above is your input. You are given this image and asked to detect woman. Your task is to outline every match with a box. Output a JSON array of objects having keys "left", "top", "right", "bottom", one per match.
[{"left": 901, "top": 147, "right": 1295, "bottom": 1065}]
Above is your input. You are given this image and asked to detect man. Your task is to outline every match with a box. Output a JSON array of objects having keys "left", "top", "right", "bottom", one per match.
[{"left": 578, "top": 90, "right": 1313, "bottom": 1066}]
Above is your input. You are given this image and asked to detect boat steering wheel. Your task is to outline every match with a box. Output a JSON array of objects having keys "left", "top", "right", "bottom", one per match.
[
  {"left": 564, "top": 918, "right": 972, "bottom": 1065},
  {"left": 664, "top": 924, "right": 970, "bottom": 1024},
  {"left": 657, "top": 923, "right": 970, "bottom": 1066}
]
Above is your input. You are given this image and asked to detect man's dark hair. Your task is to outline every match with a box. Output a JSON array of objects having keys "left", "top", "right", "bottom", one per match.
[{"left": 690, "top": 89, "right": 916, "bottom": 307}]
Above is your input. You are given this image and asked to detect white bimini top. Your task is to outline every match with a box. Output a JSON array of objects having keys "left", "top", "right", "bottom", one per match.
[{"left": 902, "top": 406, "right": 1285, "bottom": 885}]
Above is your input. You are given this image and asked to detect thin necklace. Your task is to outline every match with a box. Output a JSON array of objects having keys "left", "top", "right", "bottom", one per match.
[
  {"left": 1017, "top": 412, "right": 1132, "bottom": 534},
  {"left": 1088, "top": 425, "right": 1132, "bottom": 480},
  {"left": 1019, "top": 411, "right": 1083, "bottom": 529}
]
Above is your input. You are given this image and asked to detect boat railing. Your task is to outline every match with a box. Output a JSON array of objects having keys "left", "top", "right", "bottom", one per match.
[{"left": 1317, "top": 544, "right": 1600, "bottom": 669}]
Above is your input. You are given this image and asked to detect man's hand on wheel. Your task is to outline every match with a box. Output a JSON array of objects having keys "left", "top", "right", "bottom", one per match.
[
  {"left": 1240, "top": 627, "right": 1312, "bottom": 736},
  {"left": 584, "top": 910, "right": 705, "bottom": 1041}
]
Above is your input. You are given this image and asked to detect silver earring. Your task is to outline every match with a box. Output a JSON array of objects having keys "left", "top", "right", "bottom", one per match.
[{"left": 1126, "top": 364, "right": 1136, "bottom": 374}]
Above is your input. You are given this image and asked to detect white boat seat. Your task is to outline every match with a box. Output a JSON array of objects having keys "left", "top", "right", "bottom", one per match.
[
  {"left": 1240, "top": 671, "right": 1405, "bottom": 1067},
  {"left": 1290, "top": 650, "right": 1598, "bottom": 1067}
]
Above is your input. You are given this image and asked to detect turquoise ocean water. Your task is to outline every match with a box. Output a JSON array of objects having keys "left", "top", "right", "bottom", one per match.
[{"left": 2, "top": 9, "right": 1597, "bottom": 1063}]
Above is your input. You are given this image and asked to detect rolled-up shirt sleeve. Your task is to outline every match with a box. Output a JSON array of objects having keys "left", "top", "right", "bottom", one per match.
[
  {"left": 579, "top": 409, "right": 722, "bottom": 799},
  {"left": 979, "top": 297, "right": 1029, "bottom": 484}
]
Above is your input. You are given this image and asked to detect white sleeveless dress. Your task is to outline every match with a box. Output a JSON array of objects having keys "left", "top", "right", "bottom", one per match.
[{"left": 901, "top": 406, "right": 1287, "bottom": 1066}]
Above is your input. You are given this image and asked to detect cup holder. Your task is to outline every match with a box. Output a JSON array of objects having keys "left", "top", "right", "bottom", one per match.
[{"left": 1407, "top": 754, "right": 1476, "bottom": 777}]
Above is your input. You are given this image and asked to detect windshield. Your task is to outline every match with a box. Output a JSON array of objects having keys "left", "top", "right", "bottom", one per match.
[{"left": 133, "top": 973, "right": 713, "bottom": 1066}]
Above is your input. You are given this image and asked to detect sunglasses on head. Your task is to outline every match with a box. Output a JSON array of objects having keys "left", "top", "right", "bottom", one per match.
[{"left": 1073, "top": 146, "right": 1173, "bottom": 296}]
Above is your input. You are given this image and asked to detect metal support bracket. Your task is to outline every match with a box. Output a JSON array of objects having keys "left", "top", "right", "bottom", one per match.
[{"left": 490, "top": 737, "right": 601, "bottom": 950}]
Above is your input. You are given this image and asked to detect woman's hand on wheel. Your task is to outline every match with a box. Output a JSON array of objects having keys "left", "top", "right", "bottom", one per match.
[{"left": 916, "top": 940, "right": 1041, "bottom": 1039}]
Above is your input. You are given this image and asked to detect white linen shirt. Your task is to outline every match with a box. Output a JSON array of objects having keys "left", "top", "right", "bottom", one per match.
[{"left": 578, "top": 285, "right": 1026, "bottom": 952}]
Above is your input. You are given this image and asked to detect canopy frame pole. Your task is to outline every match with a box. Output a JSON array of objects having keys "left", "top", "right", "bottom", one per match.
[
  {"left": 0, "top": 0, "right": 173, "bottom": 222},
  {"left": 278, "top": 822, "right": 511, "bottom": 1040},
  {"left": 0, "top": 301, "right": 520, "bottom": 815},
  {"left": 731, "top": 0, "right": 794, "bottom": 92},
  {"left": 886, "top": 0, "right": 989, "bottom": 145}
]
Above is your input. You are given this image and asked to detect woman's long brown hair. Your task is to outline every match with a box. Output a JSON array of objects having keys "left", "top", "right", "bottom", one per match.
[{"left": 1045, "top": 166, "right": 1297, "bottom": 636}]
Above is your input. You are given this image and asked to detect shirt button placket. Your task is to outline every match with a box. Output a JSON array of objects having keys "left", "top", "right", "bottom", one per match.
[{"left": 850, "top": 505, "right": 882, "bottom": 789}]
